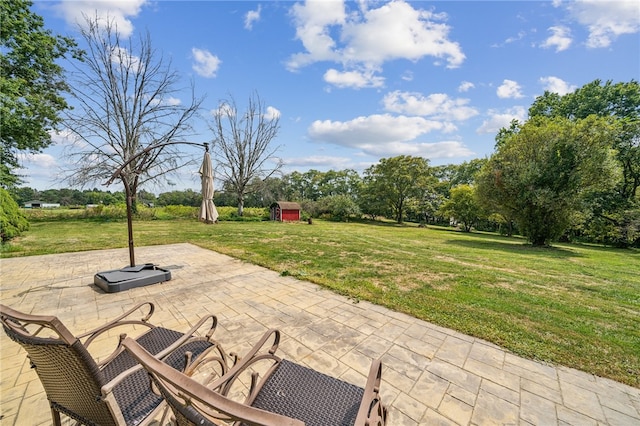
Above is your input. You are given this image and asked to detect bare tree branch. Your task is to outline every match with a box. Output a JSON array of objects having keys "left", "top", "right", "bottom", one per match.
[
  {"left": 62, "top": 15, "right": 204, "bottom": 266},
  {"left": 210, "top": 92, "right": 282, "bottom": 215}
]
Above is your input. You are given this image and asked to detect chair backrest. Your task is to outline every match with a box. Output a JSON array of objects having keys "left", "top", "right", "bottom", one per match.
[
  {"left": 0, "top": 304, "right": 118, "bottom": 426},
  {"left": 121, "top": 337, "right": 303, "bottom": 426}
]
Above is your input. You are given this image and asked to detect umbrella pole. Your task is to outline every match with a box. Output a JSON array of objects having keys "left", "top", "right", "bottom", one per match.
[{"left": 124, "top": 184, "right": 136, "bottom": 267}]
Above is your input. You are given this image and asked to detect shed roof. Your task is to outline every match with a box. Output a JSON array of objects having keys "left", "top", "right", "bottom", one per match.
[{"left": 271, "top": 201, "right": 301, "bottom": 210}]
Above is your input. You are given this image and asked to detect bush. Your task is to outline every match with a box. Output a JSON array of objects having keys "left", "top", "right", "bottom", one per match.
[
  {"left": 1, "top": 188, "right": 29, "bottom": 241},
  {"left": 319, "top": 195, "right": 361, "bottom": 222},
  {"left": 158, "top": 205, "right": 198, "bottom": 219},
  {"left": 217, "top": 206, "right": 269, "bottom": 221}
]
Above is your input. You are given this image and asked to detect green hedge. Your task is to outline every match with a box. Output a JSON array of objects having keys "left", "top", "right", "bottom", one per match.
[{"left": 1, "top": 188, "right": 29, "bottom": 241}]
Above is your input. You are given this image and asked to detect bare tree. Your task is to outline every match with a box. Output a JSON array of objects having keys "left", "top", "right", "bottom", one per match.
[
  {"left": 64, "top": 16, "right": 203, "bottom": 266},
  {"left": 210, "top": 93, "right": 282, "bottom": 216}
]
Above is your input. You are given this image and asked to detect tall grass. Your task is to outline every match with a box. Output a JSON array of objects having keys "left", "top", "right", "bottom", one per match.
[{"left": 22, "top": 206, "right": 269, "bottom": 221}]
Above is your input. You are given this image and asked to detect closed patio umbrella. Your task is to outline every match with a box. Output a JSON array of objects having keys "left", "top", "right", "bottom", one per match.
[{"left": 198, "top": 147, "right": 219, "bottom": 224}]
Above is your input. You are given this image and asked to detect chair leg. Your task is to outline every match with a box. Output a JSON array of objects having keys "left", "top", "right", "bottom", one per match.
[{"left": 50, "top": 406, "right": 62, "bottom": 426}]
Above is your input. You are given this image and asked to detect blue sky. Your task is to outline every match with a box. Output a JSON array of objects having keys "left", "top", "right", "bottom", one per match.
[{"left": 21, "top": 0, "right": 640, "bottom": 192}]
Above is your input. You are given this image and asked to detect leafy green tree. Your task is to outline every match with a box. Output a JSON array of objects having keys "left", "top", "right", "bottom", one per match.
[
  {"left": 39, "top": 189, "right": 60, "bottom": 203},
  {"left": 137, "top": 190, "right": 157, "bottom": 207},
  {"left": 438, "top": 185, "right": 480, "bottom": 232},
  {"left": 84, "top": 190, "right": 124, "bottom": 205},
  {"left": 247, "top": 176, "right": 287, "bottom": 207},
  {"left": 156, "top": 190, "right": 201, "bottom": 207},
  {"left": 361, "top": 155, "right": 434, "bottom": 223},
  {"left": 9, "top": 186, "right": 38, "bottom": 206},
  {"left": 317, "top": 169, "right": 361, "bottom": 199},
  {"left": 432, "top": 159, "right": 488, "bottom": 206},
  {"left": 281, "top": 169, "right": 361, "bottom": 202},
  {"left": 357, "top": 186, "right": 388, "bottom": 220},
  {"left": 476, "top": 116, "right": 619, "bottom": 246},
  {"left": 0, "top": 0, "right": 80, "bottom": 187},
  {"left": 529, "top": 80, "right": 640, "bottom": 246},
  {"left": 319, "top": 194, "right": 361, "bottom": 222},
  {"left": 0, "top": 187, "right": 29, "bottom": 241}
]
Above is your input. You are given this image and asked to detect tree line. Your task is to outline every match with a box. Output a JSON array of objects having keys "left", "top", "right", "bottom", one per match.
[{"left": 7, "top": 79, "right": 640, "bottom": 248}]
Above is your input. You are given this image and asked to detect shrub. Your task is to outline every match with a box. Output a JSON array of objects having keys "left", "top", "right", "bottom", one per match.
[
  {"left": 160, "top": 205, "right": 199, "bottom": 219},
  {"left": 1, "top": 188, "right": 29, "bottom": 241},
  {"left": 319, "top": 195, "right": 361, "bottom": 222},
  {"left": 216, "top": 206, "right": 269, "bottom": 221}
]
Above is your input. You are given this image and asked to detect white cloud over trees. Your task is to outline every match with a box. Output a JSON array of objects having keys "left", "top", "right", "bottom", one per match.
[{"left": 497, "top": 80, "right": 524, "bottom": 99}]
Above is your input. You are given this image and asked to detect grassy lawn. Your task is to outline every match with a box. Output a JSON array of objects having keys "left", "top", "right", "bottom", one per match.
[{"left": 2, "top": 218, "right": 639, "bottom": 387}]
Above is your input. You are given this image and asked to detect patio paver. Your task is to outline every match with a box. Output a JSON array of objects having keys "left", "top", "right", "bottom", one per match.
[{"left": 1, "top": 243, "right": 638, "bottom": 425}]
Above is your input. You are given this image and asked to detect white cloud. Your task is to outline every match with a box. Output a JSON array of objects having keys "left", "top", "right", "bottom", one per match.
[
  {"left": 340, "top": 1, "right": 465, "bottom": 68},
  {"left": 287, "top": 0, "right": 465, "bottom": 86},
  {"left": 568, "top": 0, "right": 640, "bottom": 48},
  {"left": 245, "top": 5, "right": 261, "bottom": 30},
  {"left": 283, "top": 155, "right": 353, "bottom": 168},
  {"left": 50, "top": 128, "right": 77, "bottom": 146},
  {"left": 383, "top": 91, "right": 479, "bottom": 121},
  {"left": 539, "top": 76, "right": 577, "bottom": 95},
  {"left": 147, "top": 95, "right": 182, "bottom": 107},
  {"left": 110, "top": 46, "right": 141, "bottom": 70},
  {"left": 287, "top": 0, "right": 346, "bottom": 69},
  {"left": 16, "top": 152, "right": 61, "bottom": 188},
  {"left": 491, "top": 31, "right": 527, "bottom": 48},
  {"left": 211, "top": 103, "right": 235, "bottom": 118},
  {"left": 357, "top": 139, "right": 473, "bottom": 158},
  {"left": 323, "top": 68, "right": 385, "bottom": 89},
  {"left": 164, "top": 97, "right": 182, "bottom": 106},
  {"left": 307, "top": 114, "right": 467, "bottom": 158},
  {"left": 53, "top": 0, "right": 147, "bottom": 37},
  {"left": 18, "top": 152, "right": 58, "bottom": 169},
  {"left": 541, "top": 26, "right": 573, "bottom": 52},
  {"left": 458, "top": 81, "right": 475, "bottom": 92},
  {"left": 264, "top": 106, "right": 281, "bottom": 120},
  {"left": 401, "top": 71, "right": 414, "bottom": 81},
  {"left": 477, "top": 107, "right": 527, "bottom": 134},
  {"left": 497, "top": 79, "right": 524, "bottom": 99},
  {"left": 191, "top": 48, "right": 221, "bottom": 78},
  {"left": 505, "top": 31, "right": 527, "bottom": 44}
]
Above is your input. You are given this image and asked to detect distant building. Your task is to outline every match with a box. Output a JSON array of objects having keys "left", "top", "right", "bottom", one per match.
[
  {"left": 23, "top": 200, "right": 61, "bottom": 209},
  {"left": 270, "top": 201, "right": 301, "bottom": 222}
]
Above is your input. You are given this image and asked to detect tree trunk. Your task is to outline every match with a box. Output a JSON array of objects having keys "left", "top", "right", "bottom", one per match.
[
  {"left": 237, "top": 197, "right": 244, "bottom": 217},
  {"left": 530, "top": 236, "right": 548, "bottom": 247}
]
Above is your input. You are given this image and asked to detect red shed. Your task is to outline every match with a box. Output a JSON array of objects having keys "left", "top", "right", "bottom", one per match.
[{"left": 270, "top": 201, "right": 301, "bottom": 222}]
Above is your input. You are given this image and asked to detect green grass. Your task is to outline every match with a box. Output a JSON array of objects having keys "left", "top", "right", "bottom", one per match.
[{"left": 2, "top": 218, "right": 639, "bottom": 387}]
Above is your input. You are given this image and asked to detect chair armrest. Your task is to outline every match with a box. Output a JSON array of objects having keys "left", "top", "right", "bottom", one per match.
[
  {"left": 120, "top": 337, "right": 304, "bottom": 426},
  {"left": 207, "top": 329, "right": 282, "bottom": 398},
  {"left": 152, "top": 314, "right": 219, "bottom": 361},
  {"left": 354, "top": 359, "right": 388, "bottom": 426},
  {"left": 78, "top": 302, "right": 156, "bottom": 347},
  {"left": 98, "top": 313, "right": 221, "bottom": 372}
]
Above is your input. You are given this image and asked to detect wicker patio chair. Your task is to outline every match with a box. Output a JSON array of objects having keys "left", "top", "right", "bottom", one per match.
[
  {"left": 122, "top": 329, "right": 388, "bottom": 426},
  {"left": 0, "top": 302, "right": 229, "bottom": 426}
]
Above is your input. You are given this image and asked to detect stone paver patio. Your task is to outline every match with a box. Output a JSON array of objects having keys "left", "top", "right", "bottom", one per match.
[{"left": 1, "top": 243, "right": 638, "bottom": 425}]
